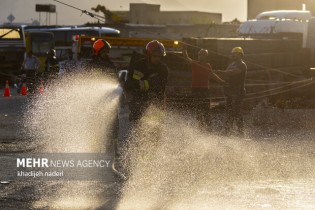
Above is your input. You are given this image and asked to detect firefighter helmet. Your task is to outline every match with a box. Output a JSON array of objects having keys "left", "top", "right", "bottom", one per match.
[
  {"left": 47, "top": 49, "right": 56, "bottom": 59},
  {"left": 47, "top": 49, "right": 56, "bottom": 55},
  {"left": 198, "top": 49, "right": 208, "bottom": 57},
  {"left": 146, "top": 40, "right": 166, "bottom": 56},
  {"left": 93, "top": 39, "right": 111, "bottom": 56}
]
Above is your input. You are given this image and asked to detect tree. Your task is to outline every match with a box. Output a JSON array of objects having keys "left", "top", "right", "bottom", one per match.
[
  {"left": 223, "top": 18, "right": 241, "bottom": 25},
  {"left": 230, "top": 18, "right": 241, "bottom": 24},
  {"left": 91, "top": 5, "right": 113, "bottom": 23}
]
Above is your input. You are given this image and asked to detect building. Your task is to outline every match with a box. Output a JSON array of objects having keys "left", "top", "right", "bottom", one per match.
[
  {"left": 107, "top": 3, "right": 237, "bottom": 39},
  {"left": 113, "top": 3, "right": 222, "bottom": 25},
  {"left": 115, "top": 24, "right": 239, "bottom": 39},
  {"left": 248, "top": 0, "right": 315, "bottom": 19}
]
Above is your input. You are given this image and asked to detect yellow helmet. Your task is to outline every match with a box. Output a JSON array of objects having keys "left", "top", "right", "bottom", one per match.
[{"left": 231, "top": 47, "right": 244, "bottom": 55}]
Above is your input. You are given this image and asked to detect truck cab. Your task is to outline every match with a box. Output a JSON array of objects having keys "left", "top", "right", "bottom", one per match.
[
  {"left": 0, "top": 25, "right": 25, "bottom": 83},
  {"left": 238, "top": 10, "right": 311, "bottom": 42},
  {"left": 238, "top": 10, "right": 315, "bottom": 67}
]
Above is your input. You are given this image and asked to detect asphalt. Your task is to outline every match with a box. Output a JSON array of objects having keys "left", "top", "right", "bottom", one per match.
[{"left": 1, "top": 85, "right": 315, "bottom": 210}]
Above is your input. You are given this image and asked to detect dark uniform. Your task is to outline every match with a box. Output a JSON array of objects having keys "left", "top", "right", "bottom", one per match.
[
  {"left": 89, "top": 55, "right": 116, "bottom": 74},
  {"left": 44, "top": 50, "right": 59, "bottom": 80},
  {"left": 125, "top": 58, "right": 169, "bottom": 123},
  {"left": 114, "top": 40, "right": 168, "bottom": 181},
  {"left": 89, "top": 39, "right": 117, "bottom": 79},
  {"left": 224, "top": 59, "right": 247, "bottom": 135}
]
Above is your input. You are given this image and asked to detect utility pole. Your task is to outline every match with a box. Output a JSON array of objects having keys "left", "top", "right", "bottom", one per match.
[{"left": 56, "top": 12, "right": 58, "bottom": 25}]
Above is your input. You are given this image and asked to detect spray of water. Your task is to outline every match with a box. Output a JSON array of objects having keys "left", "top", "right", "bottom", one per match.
[
  {"left": 117, "top": 105, "right": 315, "bottom": 210},
  {"left": 23, "top": 71, "right": 122, "bottom": 209},
  {"left": 21, "top": 71, "right": 315, "bottom": 209},
  {"left": 24, "top": 71, "right": 121, "bottom": 153}
]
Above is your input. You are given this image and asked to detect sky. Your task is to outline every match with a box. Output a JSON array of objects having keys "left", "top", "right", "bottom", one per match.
[{"left": 0, "top": 0, "right": 247, "bottom": 25}]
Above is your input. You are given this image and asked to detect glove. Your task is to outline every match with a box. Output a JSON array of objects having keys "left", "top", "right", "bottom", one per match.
[{"left": 139, "top": 80, "right": 149, "bottom": 91}]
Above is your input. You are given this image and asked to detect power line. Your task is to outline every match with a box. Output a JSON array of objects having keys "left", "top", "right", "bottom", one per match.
[{"left": 53, "top": 0, "right": 105, "bottom": 23}]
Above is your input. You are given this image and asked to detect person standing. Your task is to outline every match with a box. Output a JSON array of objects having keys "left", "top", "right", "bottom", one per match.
[
  {"left": 91, "top": 39, "right": 116, "bottom": 74},
  {"left": 18, "top": 50, "right": 39, "bottom": 93},
  {"left": 44, "top": 49, "right": 59, "bottom": 80},
  {"left": 215, "top": 47, "right": 247, "bottom": 137},
  {"left": 184, "top": 48, "right": 226, "bottom": 125},
  {"left": 113, "top": 40, "right": 169, "bottom": 180},
  {"left": 125, "top": 40, "right": 169, "bottom": 125},
  {"left": 22, "top": 50, "right": 39, "bottom": 78},
  {"left": 92, "top": 39, "right": 119, "bottom": 163}
]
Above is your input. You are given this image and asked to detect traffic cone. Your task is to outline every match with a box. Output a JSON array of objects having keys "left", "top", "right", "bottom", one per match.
[
  {"left": 38, "top": 80, "right": 44, "bottom": 94},
  {"left": 20, "top": 82, "right": 27, "bottom": 96},
  {"left": 3, "top": 80, "right": 11, "bottom": 97}
]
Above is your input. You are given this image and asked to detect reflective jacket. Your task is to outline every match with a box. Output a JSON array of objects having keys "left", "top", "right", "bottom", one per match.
[{"left": 125, "top": 58, "right": 169, "bottom": 103}]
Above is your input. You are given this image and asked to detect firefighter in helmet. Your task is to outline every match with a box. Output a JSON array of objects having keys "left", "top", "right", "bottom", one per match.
[
  {"left": 91, "top": 39, "right": 116, "bottom": 73},
  {"left": 44, "top": 49, "right": 59, "bottom": 80},
  {"left": 125, "top": 40, "right": 169, "bottom": 124},
  {"left": 111, "top": 40, "right": 169, "bottom": 180}
]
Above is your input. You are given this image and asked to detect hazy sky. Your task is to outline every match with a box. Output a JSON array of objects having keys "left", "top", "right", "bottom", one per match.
[{"left": 0, "top": 0, "right": 247, "bottom": 25}]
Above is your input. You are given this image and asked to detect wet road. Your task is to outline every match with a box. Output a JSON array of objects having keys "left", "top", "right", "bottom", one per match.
[
  {"left": 0, "top": 78, "right": 122, "bottom": 210},
  {"left": 1, "top": 76, "right": 315, "bottom": 210},
  {"left": 0, "top": 92, "right": 26, "bottom": 151}
]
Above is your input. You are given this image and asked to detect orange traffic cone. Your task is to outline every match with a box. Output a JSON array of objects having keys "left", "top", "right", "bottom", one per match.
[
  {"left": 38, "top": 80, "right": 44, "bottom": 94},
  {"left": 20, "top": 82, "right": 27, "bottom": 96},
  {"left": 3, "top": 80, "right": 11, "bottom": 97}
]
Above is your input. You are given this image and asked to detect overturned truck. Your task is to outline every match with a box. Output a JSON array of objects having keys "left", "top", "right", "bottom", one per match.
[
  {"left": 165, "top": 37, "right": 314, "bottom": 108},
  {"left": 166, "top": 11, "right": 315, "bottom": 109}
]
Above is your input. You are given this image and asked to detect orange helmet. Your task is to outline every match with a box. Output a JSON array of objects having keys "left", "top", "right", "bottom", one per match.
[
  {"left": 146, "top": 40, "right": 166, "bottom": 56},
  {"left": 93, "top": 39, "right": 111, "bottom": 56}
]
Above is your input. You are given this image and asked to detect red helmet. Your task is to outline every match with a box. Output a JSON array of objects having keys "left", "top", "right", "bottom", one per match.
[
  {"left": 93, "top": 39, "right": 111, "bottom": 56},
  {"left": 146, "top": 40, "right": 166, "bottom": 57}
]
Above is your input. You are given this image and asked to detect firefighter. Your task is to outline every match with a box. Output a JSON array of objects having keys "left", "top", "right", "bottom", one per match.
[
  {"left": 215, "top": 47, "right": 247, "bottom": 137},
  {"left": 92, "top": 39, "right": 118, "bottom": 144},
  {"left": 44, "top": 49, "right": 59, "bottom": 80},
  {"left": 92, "top": 39, "right": 119, "bottom": 165},
  {"left": 125, "top": 40, "right": 169, "bottom": 125},
  {"left": 91, "top": 39, "right": 116, "bottom": 74},
  {"left": 111, "top": 40, "right": 168, "bottom": 180},
  {"left": 184, "top": 48, "right": 226, "bottom": 126}
]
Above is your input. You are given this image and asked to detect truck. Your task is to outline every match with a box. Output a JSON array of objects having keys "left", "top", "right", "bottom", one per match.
[
  {"left": 180, "top": 10, "right": 315, "bottom": 108},
  {"left": 24, "top": 31, "right": 55, "bottom": 73},
  {"left": 24, "top": 26, "right": 120, "bottom": 60},
  {"left": 0, "top": 25, "right": 25, "bottom": 84},
  {"left": 238, "top": 10, "right": 315, "bottom": 66}
]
